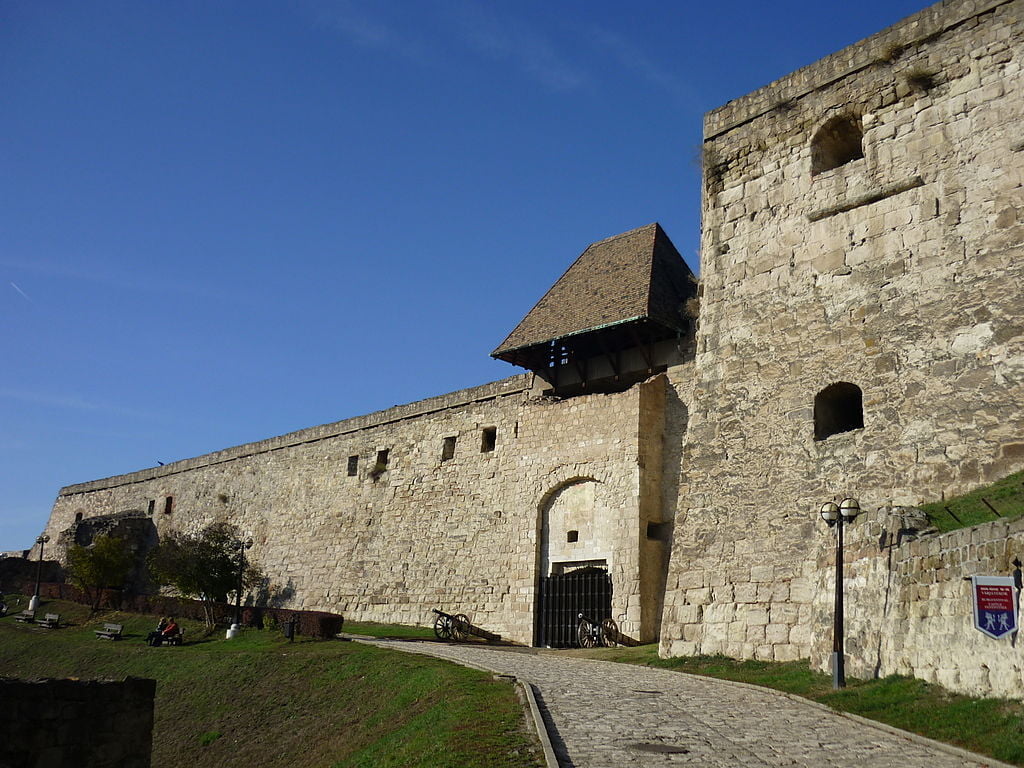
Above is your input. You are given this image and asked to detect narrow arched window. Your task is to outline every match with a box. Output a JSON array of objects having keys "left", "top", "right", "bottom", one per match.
[
  {"left": 814, "top": 382, "right": 864, "bottom": 440},
  {"left": 811, "top": 115, "right": 864, "bottom": 175}
]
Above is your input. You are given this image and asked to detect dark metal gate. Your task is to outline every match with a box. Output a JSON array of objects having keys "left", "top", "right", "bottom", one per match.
[{"left": 535, "top": 566, "right": 612, "bottom": 648}]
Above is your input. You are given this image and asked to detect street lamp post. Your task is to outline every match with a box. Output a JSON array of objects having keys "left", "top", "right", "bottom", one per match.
[
  {"left": 819, "top": 498, "right": 860, "bottom": 689},
  {"left": 233, "top": 537, "right": 253, "bottom": 629},
  {"left": 29, "top": 534, "right": 51, "bottom": 611}
]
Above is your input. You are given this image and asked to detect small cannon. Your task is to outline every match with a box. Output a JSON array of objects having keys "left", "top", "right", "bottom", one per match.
[
  {"left": 431, "top": 608, "right": 501, "bottom": 643},
  {"left": 576, "top": 613, "right": 621, "bottom": 648}
]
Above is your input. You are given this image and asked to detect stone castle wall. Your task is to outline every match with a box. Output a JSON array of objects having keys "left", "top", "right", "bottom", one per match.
[
  {"left": 45, "top": 371, "right": 686, "bottom": 645},
  {"left": 35, "top": 0, "right": 1024, "bottom": 699},
  {"left": 660, "top": 0, "right": 1024, "bottom": 693}
]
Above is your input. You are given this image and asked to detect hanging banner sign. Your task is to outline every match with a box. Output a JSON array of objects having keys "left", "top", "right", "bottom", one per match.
[{"left": 970, "top": 576, "right": 1019, "bottom": 639}]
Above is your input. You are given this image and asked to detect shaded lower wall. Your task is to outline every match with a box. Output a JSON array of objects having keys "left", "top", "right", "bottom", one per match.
[
  {"left": 835, "top": 514, "right": 1024, "bottom": 699},
  {"left": 0, "top": 677, "right": 156, "bottom": 768}
]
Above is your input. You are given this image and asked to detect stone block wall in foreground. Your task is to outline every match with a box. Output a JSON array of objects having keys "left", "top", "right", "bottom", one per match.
[{"left": 0, "top": 677, "right": 156, "bottom": 768}]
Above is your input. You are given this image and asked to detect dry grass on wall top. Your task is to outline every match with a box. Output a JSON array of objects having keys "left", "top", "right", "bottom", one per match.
[{"left": 919, "top": 470, "right": 1024, "bottom": 533}]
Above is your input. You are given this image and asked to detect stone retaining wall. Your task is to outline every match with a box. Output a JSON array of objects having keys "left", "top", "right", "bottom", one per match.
[{"left": 838, "top": 513, "right": 1024, "bottom": 698}]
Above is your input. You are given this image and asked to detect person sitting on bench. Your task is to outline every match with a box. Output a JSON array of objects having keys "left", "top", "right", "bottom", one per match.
[
  {"left": 146, "top": 616, "right": 169, "bottom": 646},
  {"left": 150, "top": 617, "right": 180, "bottom": 646}
]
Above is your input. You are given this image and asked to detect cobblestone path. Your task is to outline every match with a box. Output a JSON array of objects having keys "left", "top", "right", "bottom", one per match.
[{"left": 366, "top": 639, "right": 1003, "bottom": 768}]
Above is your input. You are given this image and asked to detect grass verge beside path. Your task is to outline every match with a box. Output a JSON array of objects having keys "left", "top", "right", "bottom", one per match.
[
  {"left": 562, "top": 644, "right": 1024, "bottom": 766},
  {"left": 0, "top": 597, "right": 542, "bottom": 768},
  {"left": 342, "top": 620, "right": 435, "bottom": 639}
]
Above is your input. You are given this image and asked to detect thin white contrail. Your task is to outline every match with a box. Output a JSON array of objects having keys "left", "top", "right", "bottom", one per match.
[{"left": 10, "top": 281, "right": 32, "bottom": 302}]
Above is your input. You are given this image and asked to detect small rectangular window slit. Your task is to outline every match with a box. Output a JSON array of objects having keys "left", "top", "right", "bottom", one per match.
[
  {"left": 441, "top": 436, "right": 457, "bottom": 462},
  {"left": 347, "top": 455, "right": 359, "bottom": 476},
  {"left": 481, "top": 427, "right": 496, "bottom": 453},
  {"left": 370, "top": 450, "right": 389, "bottom": 479}
]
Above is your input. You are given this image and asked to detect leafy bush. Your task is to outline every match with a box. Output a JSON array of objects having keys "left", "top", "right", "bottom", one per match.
[
  {"left": 65, "top": 535, "right": 134, "bottom": 612},
  {"left": 147, "top": 522, "right": 263, "bottom": 628}
]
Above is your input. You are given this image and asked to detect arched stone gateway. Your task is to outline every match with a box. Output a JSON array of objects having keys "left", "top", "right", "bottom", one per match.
[
  {"left": 538, "top": 478, "right": 615, "bottom": 577},
  {"left": 535, "top": 479, "right": 615, "bottom": 647}
]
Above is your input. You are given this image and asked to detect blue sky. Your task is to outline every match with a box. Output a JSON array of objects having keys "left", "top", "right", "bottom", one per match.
[{"left": 1, "top": 0, "right": 931, "bottom": 551}]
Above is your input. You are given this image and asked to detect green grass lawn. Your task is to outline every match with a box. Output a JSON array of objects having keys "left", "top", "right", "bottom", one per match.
[
  {"left": 0, "top": 597, "right": 542, "bottom": 768},
  {"left": 920, "top": 469, "right": 1024, "bottom": 532},
  {"left": 562, "top": 644, "right": 1024, "bottom": 766}
]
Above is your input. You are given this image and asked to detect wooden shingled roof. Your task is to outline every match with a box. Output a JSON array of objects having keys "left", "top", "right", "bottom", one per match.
[{"left": 492, "top": 223, "right": 695, "bottom": 369}]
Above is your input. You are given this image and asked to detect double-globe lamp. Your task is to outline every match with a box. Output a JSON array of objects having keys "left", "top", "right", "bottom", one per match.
[{"left": 819, "top": 497, "right": 860, "bottom": 689}]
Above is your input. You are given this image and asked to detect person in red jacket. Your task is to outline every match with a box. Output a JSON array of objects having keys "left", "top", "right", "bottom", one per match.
[
  {"left": 149, "top": 617, "right": 180, "bottom": 646},
  {"left": 161, "top": 617, "right": 180, "bottom": 643}
]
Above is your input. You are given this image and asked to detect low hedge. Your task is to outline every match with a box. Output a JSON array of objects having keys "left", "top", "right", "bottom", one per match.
[{"left": 12, "top": 581, "right": 344, "bottom": 639}]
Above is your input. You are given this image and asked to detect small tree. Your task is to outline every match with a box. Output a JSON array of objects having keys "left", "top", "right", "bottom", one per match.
[
  {"left": 66, "top": 534, "right": 135, "bottom": 612},
  {"left": 148, "top": 522, "right": 263, "bottom": 628}
]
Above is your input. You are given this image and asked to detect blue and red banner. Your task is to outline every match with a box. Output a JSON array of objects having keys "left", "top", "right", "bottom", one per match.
[{"left": 971, "top": 576, "right": 1019, "bottom": 639}]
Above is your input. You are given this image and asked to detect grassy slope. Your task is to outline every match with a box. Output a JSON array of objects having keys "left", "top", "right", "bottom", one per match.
[
  {"left": 921, "top": 469, "right": 1024, "bottom": 532},
  {"left": 0, "top": 599, "right": 541, "bottom": 768},
  {"left": 562, "top": 645, "right": 1024, "bottom": 766}
]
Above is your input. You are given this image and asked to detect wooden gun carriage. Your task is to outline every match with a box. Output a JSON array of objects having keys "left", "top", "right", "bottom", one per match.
[{"left": 431, "top": 608, "right": 501, "bottom": 643}]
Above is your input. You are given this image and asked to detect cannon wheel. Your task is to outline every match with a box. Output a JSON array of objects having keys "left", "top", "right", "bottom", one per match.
[
  {"left": 600, "top": 618, "right": 620, "bottom": 647},
  {"left": 452, "top": 614, "right": 471, "bottom": 642},
  {"left": 577, "top": 617, "right": 597, "bottom": 648},
  {"left": 433, "top": 613, "right": 454, "bottom": 640}
]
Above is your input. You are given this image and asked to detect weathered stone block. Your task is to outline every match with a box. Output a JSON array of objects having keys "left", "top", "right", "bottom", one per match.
[
  {"left": 733, "top": 583, "right": 758, "bottom": 603},
  {"left": 765, "top": 623, "right": 790, "bottom": 644}
]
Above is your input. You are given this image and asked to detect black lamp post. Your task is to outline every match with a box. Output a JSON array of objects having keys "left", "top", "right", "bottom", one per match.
[
  {"left": 30, "top": 534, "right": 51, "bottom": 611},
  {"left": 234, "top": 537, "right": 253, "bottom": 628},
  {"left": 819, "top": 498, "right": 860, "bottom": 689}
]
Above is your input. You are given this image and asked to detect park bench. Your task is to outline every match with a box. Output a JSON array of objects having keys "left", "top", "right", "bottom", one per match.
[
  {"left": 38, "top": 613, "right": 60, "bottom": 629},
  {"left": 95, "top": 623, "right": 124, "bottom": 640},
  {"left": 14, "top": 610, "right": 35, "bottom": 623}
]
